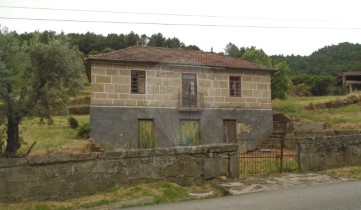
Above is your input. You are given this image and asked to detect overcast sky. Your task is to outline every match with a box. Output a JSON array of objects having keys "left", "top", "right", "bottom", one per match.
[{"left": 0, "top": 0, "right": 360, "bottom": 56}]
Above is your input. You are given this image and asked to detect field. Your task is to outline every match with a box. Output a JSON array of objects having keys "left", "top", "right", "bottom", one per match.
[
  {"left": 272, "top": 94, "right": 361, "bottom": 129},
  {"left": 16, "top": 115, "right": 90, "bottom": 156}
]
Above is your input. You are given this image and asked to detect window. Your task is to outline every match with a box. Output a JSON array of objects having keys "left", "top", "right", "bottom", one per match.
[
  {"left": 131, "top": 70, "right": 145, "bottom": 94},
  {"left": 229, "top": 76, "right": 241, "bottom": 97},
  {"left": 182, "top": 73, "right": 197, "bottom": 106}
]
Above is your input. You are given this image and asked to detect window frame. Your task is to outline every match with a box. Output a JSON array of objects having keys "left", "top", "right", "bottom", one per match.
[
  {"left": 229, "top": 75, "right": 242, "bottom": 97},
  {"left": 131, "top": 70, "right": 146, "bottom": 94},
  {"left": 181, "top": 73, "right": 197, "bottom": 107}
]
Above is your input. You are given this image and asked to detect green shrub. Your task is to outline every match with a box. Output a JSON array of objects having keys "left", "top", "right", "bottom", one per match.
[
  {"left": 290, "top": 83, "right": 312, "bottom": 97},
  {"left": 77, "top": 123, "right": 90, "bottom": 139},
  {"left": 67, "top": 116, "right": 79, "bottom": 129}
]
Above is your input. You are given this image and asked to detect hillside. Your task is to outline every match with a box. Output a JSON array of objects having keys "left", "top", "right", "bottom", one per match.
[
  {"left": 273, "top": 94, "right": 361, "bottom": 129},
  {"left": 271, "top": 42, "right": 361, "bottom": 75}
]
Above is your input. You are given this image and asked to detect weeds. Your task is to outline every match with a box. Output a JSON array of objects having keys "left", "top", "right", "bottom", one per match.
[
  {"left": 153, "top": 182, "right": 188, "bottom": 204},
  {"left": 305, "top": 94, "right": 361, "bottom": 110},
  {"left": 323, "top": 166, "right": 361, "bottom": 180},
  {"left": 1, "top": 181, "right": 216, "bottom": 210},
  {"left": 16, "top": 116, "right": 90, "bottom": 156},
  {"left": 273, "top": 95, "right": 361, "bottom": 129}
]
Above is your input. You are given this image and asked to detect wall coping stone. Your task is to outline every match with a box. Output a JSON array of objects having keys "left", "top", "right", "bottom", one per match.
[
  {"left": 0, "top": 144, "right": 239, "bottom": 168},
  {"left": 26, "top": 153, "right": 98, "bottom": 165},
  {"left": 0, "top": 158, "right": 27, "bottom": 168}
]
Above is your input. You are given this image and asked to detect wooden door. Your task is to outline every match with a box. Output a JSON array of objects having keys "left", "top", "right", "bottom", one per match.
[
  {"left": 180, "top": 120, "right": 200, "bottom": 146},
  {"left": 138, "top": 119, "right": 154, "bottom": 149},
  {"left": 182, "top": 73, "right": 197, "bottom": 107},
  {"left": 223, "top": 120, "right": 237, "bottom": 143}
]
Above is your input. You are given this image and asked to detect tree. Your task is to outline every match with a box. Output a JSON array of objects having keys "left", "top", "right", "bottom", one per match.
[
  {"left": 271, "top": 62, "right": 292, "bottom": 99},
  {"left": 241, "top": 47, "right": 272, "bottom": 67},
  {"left": 0, "top": 29, "right": 84, "bottom": 157},
  {"left": 241, "top": 47, "right": 291, "bottom": 99},
  {"left": 224, "top": 42, "right": 241, "bottom": 58},
  {"left": 165, "top": 37, "right": 184, "bottom": 48},
  {"left": 182, "top": 45, "right": 201, "bottom": 51},
  {"left": 125, "top": 31, "right": 139, "bottom": 47},
  {"left": 148, "top": 33, "right": 166, "bottom": 47}
]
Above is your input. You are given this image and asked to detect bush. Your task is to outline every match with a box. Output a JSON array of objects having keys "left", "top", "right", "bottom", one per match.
[
  {"left": 67, "top": 116, "right": 79, "bottom": 129},
  {"left": 77, "top": 123, "right": 90, "bottom": 139},
  {"left": 290, "top": 83, "right": 312, "bottom": 97},
  {"left": 69, "top": 106, "right": 90, "bottom": 115}
]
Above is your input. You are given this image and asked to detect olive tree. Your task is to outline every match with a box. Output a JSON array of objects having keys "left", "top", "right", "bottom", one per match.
[{"left": 0, "top": 29, "right": 84, "bottom": 157}]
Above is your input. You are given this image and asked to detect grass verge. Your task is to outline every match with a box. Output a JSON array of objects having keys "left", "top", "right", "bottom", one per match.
[
  {"left": 322, "top": 166, "right": 361, "bottom": 180},
  {"left": 0, "top": 181, "right": 221, "bottom": 210}
]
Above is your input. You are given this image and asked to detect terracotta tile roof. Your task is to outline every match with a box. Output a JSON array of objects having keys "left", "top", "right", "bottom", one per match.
[{"left": 87, "top": 46, "right": 275, "bottom": 71}]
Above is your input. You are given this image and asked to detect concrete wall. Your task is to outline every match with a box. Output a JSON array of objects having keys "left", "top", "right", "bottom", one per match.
[
  {"left": 0, "top": 144, "right": 239, "bottom": 202},
  {"left": 90, "top": 107, "right": 273, "bottom": 149},
  {"left": 90, "top": 61, "right": 272, "bottom": 109},
  {"left": 297, "top": 134, "right": 361, "bottom": 171}
]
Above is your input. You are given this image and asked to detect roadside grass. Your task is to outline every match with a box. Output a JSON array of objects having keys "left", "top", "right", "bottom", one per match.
[
  {"left": 0, "top": 181, "right": 221, "bottom": 210},
  {"left": 16, "top": 115, "right": 90, "bottom": 156},
  {"left": 322, "top": 166, "right": 361, "bottom": 180},
  {"left": 272, "top": 94, "right": 361, "bottom": 129}
]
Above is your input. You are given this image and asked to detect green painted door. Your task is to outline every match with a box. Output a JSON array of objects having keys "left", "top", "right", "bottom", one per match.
[
  {"left": 138, "top": 119, "right": 154, "bottom": 149},
  {"left": 180, "top": 120, "right": 200, "bottom": 146}
]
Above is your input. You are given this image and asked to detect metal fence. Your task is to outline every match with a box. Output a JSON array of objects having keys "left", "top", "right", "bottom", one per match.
[{"left": 239, "top": 139, "right": 298, "bottom": 175}]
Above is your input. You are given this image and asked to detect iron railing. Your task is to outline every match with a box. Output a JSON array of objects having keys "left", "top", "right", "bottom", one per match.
[{"left": 239, "top": 139, "right": 298, "bottom": 175}]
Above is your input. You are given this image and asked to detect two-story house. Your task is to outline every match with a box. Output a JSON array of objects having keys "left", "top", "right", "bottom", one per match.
[{"left": 85, "top": 46, "right": 275, "bottom": 149}]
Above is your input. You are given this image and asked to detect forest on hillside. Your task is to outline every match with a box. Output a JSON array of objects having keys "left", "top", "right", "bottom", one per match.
[
  {"left": 225, "top": 42, "right": 361, "bottom": 96},
  {"left": 14, "top": 30, "right": 200, "bottom": 55},
  {"left": 7, "top": 29, "right": 361, "bottom": 96}
]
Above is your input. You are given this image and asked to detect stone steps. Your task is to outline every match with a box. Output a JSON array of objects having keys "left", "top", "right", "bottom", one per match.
[{"left": 259, "top": 113, "right": 289, "bottom": 149}]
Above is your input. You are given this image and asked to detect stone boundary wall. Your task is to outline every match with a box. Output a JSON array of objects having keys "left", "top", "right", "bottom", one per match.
[
  {"left": 297, "top": 134, "right": 361, "bottom": 171},
  {"left": 0, "top": 144, "right": 239, "bottom": 202},
  {"left": 285, "top": 130, "right": 361, "bottom": 149}
]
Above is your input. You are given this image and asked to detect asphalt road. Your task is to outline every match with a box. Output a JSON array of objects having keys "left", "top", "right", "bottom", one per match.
[{"left": 126, "top": 181, "right": 361, "bottom": 210}]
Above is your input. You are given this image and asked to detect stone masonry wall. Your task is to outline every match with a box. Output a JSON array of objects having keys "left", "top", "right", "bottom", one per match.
[
  {"left": 297, "top": 134, "right": 361, "bottom": 171},
  {"left": 0, "top": 144, "right": 239, "bottom": 202},
  {"left": 90, "top": 61, "right": 272, "bottom": 109}
]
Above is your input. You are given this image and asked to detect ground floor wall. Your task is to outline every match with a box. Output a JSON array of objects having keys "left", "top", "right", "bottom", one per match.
[
  {"left": 0, "top": 144, "right": 239, "bottom": 202},
  {"left": 90, "top": 106, "right": 273, "bottom": 149}
]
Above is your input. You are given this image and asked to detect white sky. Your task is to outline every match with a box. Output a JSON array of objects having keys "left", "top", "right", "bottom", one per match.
[{"left": 0, "top": 0, "right": 360, "bottom": 56}]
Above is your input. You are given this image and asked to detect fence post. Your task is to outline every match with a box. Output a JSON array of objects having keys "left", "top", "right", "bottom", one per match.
[
  {"left": 280, "top": 138, "right": 284, "bottom": 173},
  {"left": 296, "top": 139, "right": 302, "bottom": 172}
]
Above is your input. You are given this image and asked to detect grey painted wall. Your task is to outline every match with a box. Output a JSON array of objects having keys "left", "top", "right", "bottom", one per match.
[{"left": 90, "top": 106, "right": 272, "bottom": 149}]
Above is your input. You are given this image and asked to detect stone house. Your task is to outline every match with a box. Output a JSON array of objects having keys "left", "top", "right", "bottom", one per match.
[{"left": 85, "top": 46, "right": 275, "bottom": 149}]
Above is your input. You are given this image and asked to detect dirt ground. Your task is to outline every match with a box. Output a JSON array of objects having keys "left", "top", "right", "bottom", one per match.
[{"left": 219, "top": 173, "right": 351, "bottom": 195}]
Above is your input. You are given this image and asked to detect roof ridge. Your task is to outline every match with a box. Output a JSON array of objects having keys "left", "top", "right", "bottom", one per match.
[{"left": 86, "top": 46, "right": 275, "bottom": 71}]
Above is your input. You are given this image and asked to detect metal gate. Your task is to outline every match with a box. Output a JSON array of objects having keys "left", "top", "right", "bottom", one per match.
[{"left": 239, "top": 139, "right": 298, "bottom": 175}]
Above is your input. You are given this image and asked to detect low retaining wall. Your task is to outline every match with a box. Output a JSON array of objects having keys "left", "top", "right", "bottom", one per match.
[
  {"left": 297, "top": 134, "right": 361, "bottom": 171},
  {"left": 286, "top": 130, "right": 361, "bottom": 149},
  {"left": 0, "top": 144, "right": 239, "bottom": 202}
]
